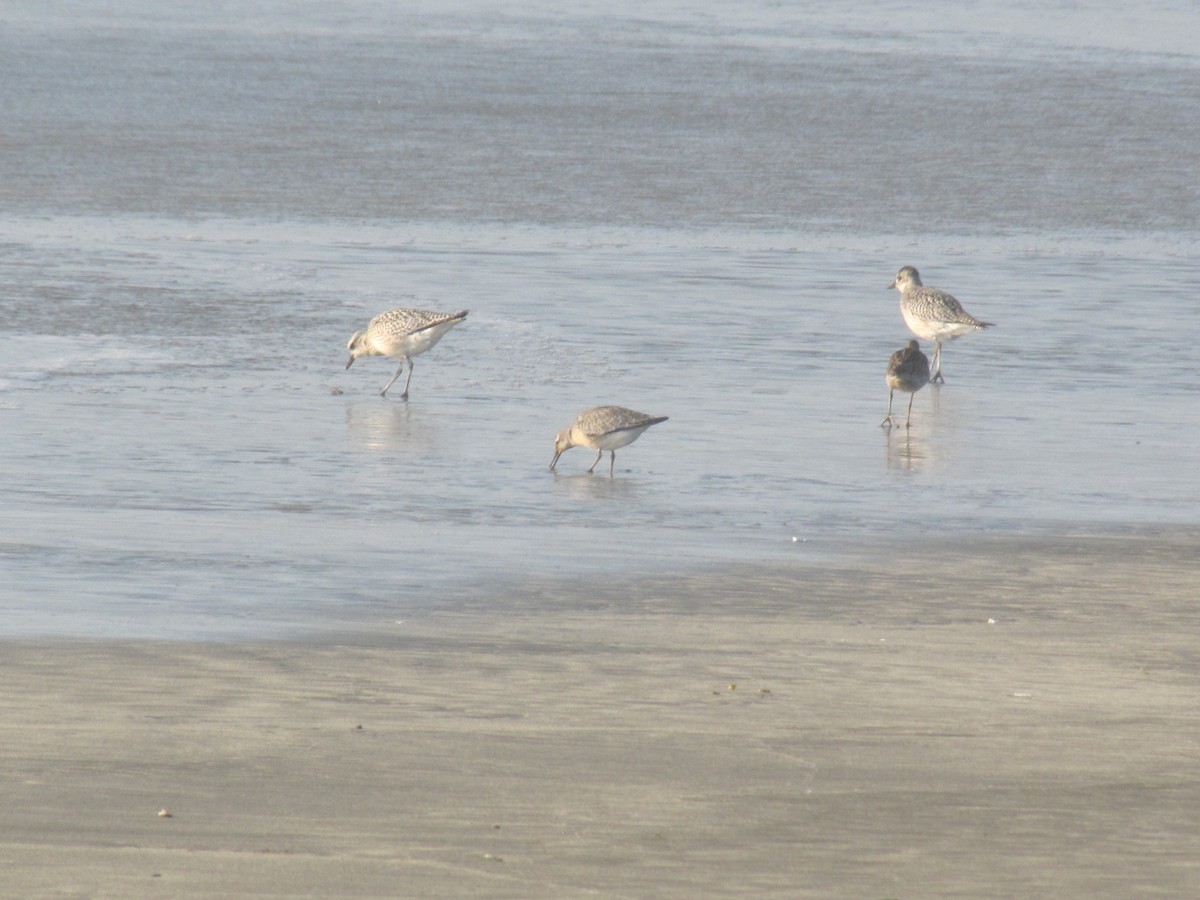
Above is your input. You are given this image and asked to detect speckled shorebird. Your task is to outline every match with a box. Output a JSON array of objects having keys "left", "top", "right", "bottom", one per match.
[
  {"left": 880, "top": 339, "right": 931, "bottom": 429},
  {"left": 889, "top": 266, "right": 992, "bottom": 383},
  {"left": 550, "top": 406, "right": 668, "bottom": 477},
  {"left": 345, "top": 307, "right": 468, "bottom": 398}
]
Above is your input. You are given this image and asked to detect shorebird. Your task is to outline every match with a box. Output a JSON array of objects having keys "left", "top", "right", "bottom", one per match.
[
  {"left": 345, "top": 307, "right": 468, "bottom": 398},
  {"left": 889, "top": 266, "right": 992, "bottom": 383},
  {"left": 880, "top": 339, "right": 931, "bottom": 429},
  {"left": 550, "top": 406, "right": 668, "bottom": 477}
]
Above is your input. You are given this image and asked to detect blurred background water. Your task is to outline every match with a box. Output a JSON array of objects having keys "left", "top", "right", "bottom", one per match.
[{"left": 1, "top": 1, "right": 1197, "bottom": 637}]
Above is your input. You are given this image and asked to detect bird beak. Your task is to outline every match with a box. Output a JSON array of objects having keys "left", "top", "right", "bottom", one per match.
[
  {"left": 345, "top": 354, "right": 355, "bottom": 370},
  {"left": 549, "top": 450, "right": 561, "bottom": 471},
  {"left": 887, "top": 280, "right": 896, "bottom": 289}
]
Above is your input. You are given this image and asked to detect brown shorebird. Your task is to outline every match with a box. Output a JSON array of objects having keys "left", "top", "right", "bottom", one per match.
[
  {"left": 346, "top": 307, "right": 468, "bottom": 398},
  {"left": 889, "top": 266, "right": 992, "bottom": 383},
  {"left": 550, "top": 406, "right": 668, "bottom": 476},
  {"left": 880, "top": 340, "right": 931, "bottom": 429}
]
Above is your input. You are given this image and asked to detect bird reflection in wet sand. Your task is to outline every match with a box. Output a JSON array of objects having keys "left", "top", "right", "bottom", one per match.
[
  {"left": 885, "top": 426, "right": 928, "bottom": 472},
  {"left": 550, "top": 406, "right": 668, "bottom": 477},
  {"left": 343, "top": 401, "right": 434, "bottom": 454},
  {"left": 889, "top": 266, "right": 992, "bottom": 383},
  {"left": 880, "top": 339, "right": 931, "bottom": 429}
]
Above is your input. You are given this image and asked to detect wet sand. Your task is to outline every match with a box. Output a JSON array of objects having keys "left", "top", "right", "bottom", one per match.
[{"left": 3, "top": 532, "right": 1198, "bottom": 898}]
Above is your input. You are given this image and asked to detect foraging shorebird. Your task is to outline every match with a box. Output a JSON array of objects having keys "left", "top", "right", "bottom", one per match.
[
  {"left": 550, "top": 406, "right": 668, "bottom": 477},
  {"left": 880, "top": 339, "right": 931, "bottom": 429},
  {"left": 345, "top": 307, "right": 468, "bottom": 398},
  {"left": 889, "top": 266, "right": 992, "bottom": 383}
]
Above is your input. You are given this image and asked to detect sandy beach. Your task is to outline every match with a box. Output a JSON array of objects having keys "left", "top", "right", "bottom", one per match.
[{"left": 2, "top": 532, "right": 1198, "bottom": 898}]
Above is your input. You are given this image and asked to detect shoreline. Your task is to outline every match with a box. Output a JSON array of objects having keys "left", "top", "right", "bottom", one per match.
[{"left": 3, "top": 531, "right": 1198, "bottom": 897}]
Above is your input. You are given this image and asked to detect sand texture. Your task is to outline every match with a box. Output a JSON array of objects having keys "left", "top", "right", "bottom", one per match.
[{"left": 2, "top": 533, "right": 1198, "bottom": 898}]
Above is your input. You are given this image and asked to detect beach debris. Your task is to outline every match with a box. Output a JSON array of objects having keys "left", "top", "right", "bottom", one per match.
[{"left": 157, "top": 809, "right": 173, "bottom": 818}]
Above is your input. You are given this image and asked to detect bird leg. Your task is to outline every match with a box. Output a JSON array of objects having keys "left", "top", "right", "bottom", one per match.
[
  {"left": 380, "top": 360, "right": 406, "bottom": 397},
  {"left": 587, "top": 449, "right": 603, "bottom": 474},
  {"left": 399, "top": 359, "right": 415, "bottom": 399},
  {"left": 904, "top": 392, "right": 916, "bottom": 429},
  {"left": 380, "top": 359, "right": 414, "bottom": 399},
  {"left": 608, "top": 451, "right": 616, "bottom": 477},
  {"left": 880, "top": 389, "right": 897, "bottom": 428},
  {"left": 930, "top": 342, "right": 945, "bottom": 384}
]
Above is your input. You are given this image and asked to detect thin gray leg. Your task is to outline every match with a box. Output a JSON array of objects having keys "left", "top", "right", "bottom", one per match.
[
  {"left": 380, "top": 361, "right": 406, "bottom": 397},
  {"left": 399, "top": 359, "right": 415, "bottom": 399},
  {"left": 587, "top": 449, "right": 603, "bottom": 473},
  {"left": 880, "top": 389, "right": 896, "bottom": 428},
  {"left": 931, "top": 342, "right": 944, "bottom": 383}
]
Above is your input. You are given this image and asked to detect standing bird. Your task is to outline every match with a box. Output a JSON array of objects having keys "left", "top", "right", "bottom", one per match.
[
  {"left": 880, "top": 339, "right": 931, "bottom": 429},
  {"left": 345, "top": 307, "right": 468, "bottom": 399},
  {"left": 889, "top": 266, "right": 992, "bottom": 383},
  {"left": 550, "top": 406, "right": 668, "bottom": 477}
]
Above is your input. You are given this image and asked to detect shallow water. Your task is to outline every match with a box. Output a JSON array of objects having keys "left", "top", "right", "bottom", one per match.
[{"left": 1, "top": 2, "right": 1198, "bottom": 637}]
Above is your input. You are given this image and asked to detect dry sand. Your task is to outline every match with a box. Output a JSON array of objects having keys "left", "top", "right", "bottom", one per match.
[{"left": 2, "top": 532, "right": 1198, "bottom": 898}]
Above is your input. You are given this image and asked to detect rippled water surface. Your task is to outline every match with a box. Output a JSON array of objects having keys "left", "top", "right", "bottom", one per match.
[{"left": 2, "top": 1, "right": 1198, "bottom": 637}]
